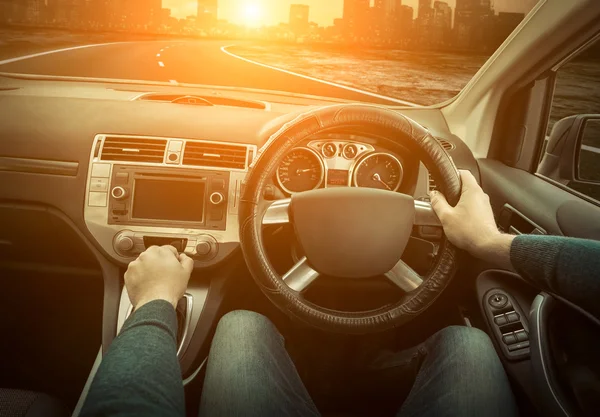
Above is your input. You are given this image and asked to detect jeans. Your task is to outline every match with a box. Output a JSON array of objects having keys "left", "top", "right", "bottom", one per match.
[{"left": 199, "top": 311, "right": 517, "bottom": 417}]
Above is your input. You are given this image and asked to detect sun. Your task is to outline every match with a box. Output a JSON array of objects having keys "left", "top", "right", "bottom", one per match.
[{"left": 242, "top": 2, "right": 264, "bottom": 27}]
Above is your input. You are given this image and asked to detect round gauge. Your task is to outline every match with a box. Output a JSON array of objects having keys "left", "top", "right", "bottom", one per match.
[
  {"left": 353, "top": 153, "right": 403, "bottom": 192},
  {"left": 322, "top": 143, "right": 337, "bottom": 158},
  {"left": 277, "top": 148, "right": 325, "bottom": 194},
  {"left": 343, "top": 143, "right": 359, "bottom": 159}
]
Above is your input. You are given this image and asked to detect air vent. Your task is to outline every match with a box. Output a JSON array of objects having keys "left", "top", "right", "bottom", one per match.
[
  {"left": 101, "top": 137, "right": 167, "bottom": 163},
  {"left": 436, "top": 138, "right": 455, "bottom": 151},
  {"left": 183, "top": 142, "right": 248, "bottom": 169},
  {"left": 428, "top": 172, "right": 438, "bottom": 193}
]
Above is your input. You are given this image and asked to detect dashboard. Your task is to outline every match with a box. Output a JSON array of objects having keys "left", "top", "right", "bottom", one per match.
[
  {"left": 83, "top": 133, "right": 422, "bottom": 267},
  {"left": 0, "top": 76, "right": 479, "bottom": 271}
]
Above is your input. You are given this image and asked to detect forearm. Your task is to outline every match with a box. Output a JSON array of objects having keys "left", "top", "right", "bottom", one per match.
[
  {"left": 510, "top": 235, "right": 600, "bottom": 319},
  {"left": 471, "top": 233, "right": 515, "bottom": 271},
  {"left": 80, "top": 300, "right": 185, "bottom": 417}
]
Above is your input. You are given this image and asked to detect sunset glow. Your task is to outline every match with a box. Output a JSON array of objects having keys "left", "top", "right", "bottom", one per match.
[{"left": 241, "top": 2, "right": 264, "bottom": 27}]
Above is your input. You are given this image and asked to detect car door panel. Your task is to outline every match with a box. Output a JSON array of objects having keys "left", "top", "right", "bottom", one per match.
[
  {"left": 478, "top": 158, "right": 600, "bottom": 240},
  {"left": 477, "top": 157, "right": 600, "bottom": 417}
]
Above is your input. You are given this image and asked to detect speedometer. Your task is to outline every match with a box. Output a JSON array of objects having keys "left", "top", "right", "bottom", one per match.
[
  {"left": 353, "top": 152, "right": 403, "bottom": 191},
  {"left": 277, "top": 148, "right": 325, "bottom": 194}
]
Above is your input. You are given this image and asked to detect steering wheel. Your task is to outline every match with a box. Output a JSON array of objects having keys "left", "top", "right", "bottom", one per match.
[{"left": 239, "top": 104, "right": 461, "bottom": 334}]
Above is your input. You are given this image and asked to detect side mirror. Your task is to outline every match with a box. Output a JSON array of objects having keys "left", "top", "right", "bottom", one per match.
[{"left": 537, "top": 115, "right": 600, "bottom": 187}]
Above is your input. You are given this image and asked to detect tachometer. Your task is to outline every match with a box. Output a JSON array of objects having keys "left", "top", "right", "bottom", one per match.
[
  {"left": 277, "top": 148, "right": 325, "bottom": 194},
  {"left": 353, "top": 152, "right": 403, "bottom": 191}
]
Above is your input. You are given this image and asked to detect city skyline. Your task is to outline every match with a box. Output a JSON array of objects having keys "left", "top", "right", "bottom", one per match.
[{"left": 164, "top": 0, "right": 538, "bottom": 26}]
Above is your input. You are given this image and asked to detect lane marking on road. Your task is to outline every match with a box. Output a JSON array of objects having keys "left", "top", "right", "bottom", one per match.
[
  {"left": 221, "top": 44, "right": 420, "bottom": 107},
  {"left": 169, "top": 80, "right": 178, "bottom": 85},
  {"left": 158, "top": 61, "right": 165, "bottom": 67},
  {"left": 582, "top": 145, "right": 600, "bottom": 155},
  {"left": 0, "top": 42, "right": 129, "bottom": 65},
  {"left": 157, "top": 53, "right": 161, "bottom": 57}
]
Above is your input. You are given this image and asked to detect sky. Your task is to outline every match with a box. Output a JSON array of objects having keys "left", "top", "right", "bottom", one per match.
[{"left": 163, "top": 0, "right": 539, "bottom": 26}]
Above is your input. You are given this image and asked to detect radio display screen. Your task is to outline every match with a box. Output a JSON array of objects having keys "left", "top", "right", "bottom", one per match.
[{"left": 132, "top": 179, "right": 205, "bottom": 222}]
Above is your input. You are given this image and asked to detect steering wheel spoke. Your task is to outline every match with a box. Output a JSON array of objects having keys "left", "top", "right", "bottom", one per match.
[
  {"left": 414, "top": 200, "right": 442, "bottom": 227},
  {"left": 384, "top": 259, "right": 423, "bottom": 292},
  {"left": 282, "top": 257, "right": 319, "bottom": 292},
  {"left": 262, "top": 198, "right": 290, "bottom": 225}
]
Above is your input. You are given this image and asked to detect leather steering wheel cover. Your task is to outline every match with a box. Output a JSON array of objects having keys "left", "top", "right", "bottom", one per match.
[{"left": 240, "top": 104, "right": 460, "bottom": 334}]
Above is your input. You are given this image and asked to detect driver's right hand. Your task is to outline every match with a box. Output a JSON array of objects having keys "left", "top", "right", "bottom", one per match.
[{"left": 430, "top": 170, "right": 502, "bottom": 259}]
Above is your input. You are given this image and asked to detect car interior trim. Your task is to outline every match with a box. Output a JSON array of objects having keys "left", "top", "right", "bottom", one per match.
[
  {"left": 72, "top": 348, "right": 102, "bottom": 417},
  {"left": 530, "top": 293, "right": 571, "bottom": 417},
  {"left": 182, "top": 357, "right": 208, "bottom": 387},
  {"left": 0, "top": 156, "right": 79, "bottom": 176}
]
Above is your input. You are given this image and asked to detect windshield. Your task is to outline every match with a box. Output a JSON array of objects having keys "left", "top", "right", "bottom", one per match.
[{"left": 0, "top": 0, "right": 537, "bottom": 106}]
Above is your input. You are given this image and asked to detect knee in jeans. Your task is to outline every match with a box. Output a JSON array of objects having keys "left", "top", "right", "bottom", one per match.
[
  {"left": 434, "top": 326, "right": 498, "bottom": 364},
  {"left": 216, "top": 310, "right": 280, "bottom": 342}
]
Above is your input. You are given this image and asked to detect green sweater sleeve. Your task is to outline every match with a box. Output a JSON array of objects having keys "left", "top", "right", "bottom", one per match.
[
  {"left": 80, "top": 299, "right": 185, "bottom": 417},
  {"left": 510, "top": 235, "right": 600, "bottom": 320}
]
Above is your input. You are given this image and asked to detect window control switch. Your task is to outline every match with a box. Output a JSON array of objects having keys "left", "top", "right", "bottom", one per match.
[
  {"left": 482, "top": 288, "right": 530, "bottom": 361},
  {"left": 494, "top": 315, "right": 508, "bottom": 326},
  {"left": 506, "top": 312, "right": 520, "bottom": 323},
  {"left": 515, "top": 331, "right": 528, "bottom": 342},
  {"left": 502, "top": 334, "right": 517, "bottom": 345},
  {"left": 508, "top": 341, "right": 530, "bottom": 352}
]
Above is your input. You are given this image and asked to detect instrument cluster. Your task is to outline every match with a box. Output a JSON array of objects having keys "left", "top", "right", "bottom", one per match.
[{"left": 276, "top": 139, "right": 405, "bottom": 195}]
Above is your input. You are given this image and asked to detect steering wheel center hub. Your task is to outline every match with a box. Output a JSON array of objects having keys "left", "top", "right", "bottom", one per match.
[{"left": 291, "top": 187, "right": 414, "bottom": 278}]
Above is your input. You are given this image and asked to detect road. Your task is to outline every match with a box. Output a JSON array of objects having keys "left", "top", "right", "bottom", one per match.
[{"left": 0, "top": 40, "right": 411, "bottom": 106}]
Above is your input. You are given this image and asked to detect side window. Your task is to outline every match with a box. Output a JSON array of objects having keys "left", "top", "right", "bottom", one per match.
[{"left": 537, "top": 38, "right": 600, "bottom": 203}]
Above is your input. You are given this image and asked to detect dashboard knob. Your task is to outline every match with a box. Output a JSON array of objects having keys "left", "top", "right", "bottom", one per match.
[
  {"left": 195, "top": 241, "right": 212, "bottom": 256},
  {"left": 111, "top": 186, "right": 129, "bottom": 200},
  {"left": 209, "top": 192, "right": 225, "bottom": 205},
  {"left": 194, "top": 234, "right": 218, "bottom": 260},
  {"left": 115, "top": 236, "right": 134, "bottom": 252}
]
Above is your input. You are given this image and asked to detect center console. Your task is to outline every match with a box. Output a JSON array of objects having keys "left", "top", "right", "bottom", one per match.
[{"left": 84, "top": 134, "right": 257, "bottom": 266}]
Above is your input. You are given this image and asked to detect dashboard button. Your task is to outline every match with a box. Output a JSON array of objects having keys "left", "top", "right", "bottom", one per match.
[
  {"left": 212, "top": 179, "right": 226, "bottom": 191},
  {"left": 90, "top": 178, "right": 108, "bottom": 192},
  {"left": 91, "top": 163, "right": 110, "bottom": 178},
  {"left": 195, "top": 235, "right": 218, "bottom": 260},
  {"left": 89, "top": 192, "right": 108, "bottom": 207},
  {"left": 196, "top": 241, "right": 211, "bottom": 256},
  {"left": 210, "top": 192, "right": 225, "bottom": 205},
  {"left": 209, "top": 209, "right": 224, "bottom": 221},
  {"left": 111, "top": 186, "right": 129, "bottom": 200},
  {"left": 115, "top": 236, "right": 134, "bottom": 252},
  {"left": 115, "top": 172, "right": 129, "bottom": 184}
]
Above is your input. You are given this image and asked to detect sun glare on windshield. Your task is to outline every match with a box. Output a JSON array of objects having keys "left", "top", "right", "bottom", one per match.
[
  {"left": 241, "top": 2, "right": 264, "bottom": 27},
  {"left": 0, "top": 0, "right": 540, "bottom": 106}
]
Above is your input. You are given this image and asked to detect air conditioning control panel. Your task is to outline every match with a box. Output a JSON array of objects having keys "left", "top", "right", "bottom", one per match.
[{"left": 84, "top": 134, "right": 254, "bottom": 267}]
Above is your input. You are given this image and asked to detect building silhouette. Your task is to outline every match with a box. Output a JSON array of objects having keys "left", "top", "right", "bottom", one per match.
[
  {"left": 342, "top": 0, "right": 370, "bottom": 41},
  {"left": 197, "top": 0, "right": 218, "bottom": 28},
  {"left": 289, "top": 5, "right": 310, "bottom": 36},
  {"left": 432, "top": 1, "right": 452, "bottom": 47},
  {"left": 454, "top": 0, "right": 494, "bottom": 51}
]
